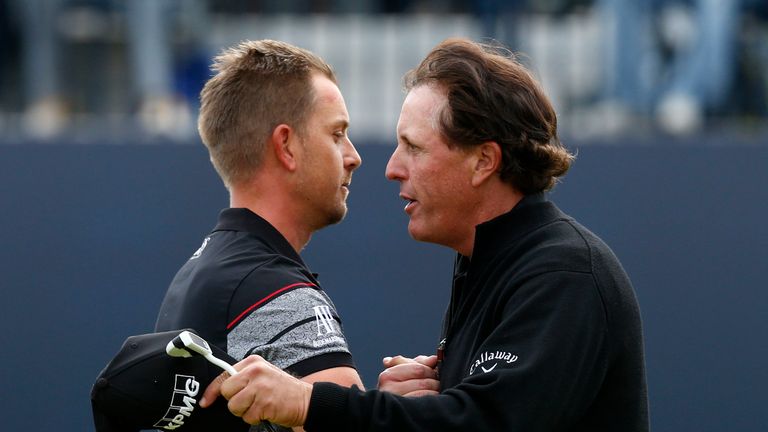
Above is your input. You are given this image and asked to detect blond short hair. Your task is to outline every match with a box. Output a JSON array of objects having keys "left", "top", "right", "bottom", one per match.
[{"left": 198, "top": 40, "right": 336, "bottom": 188}]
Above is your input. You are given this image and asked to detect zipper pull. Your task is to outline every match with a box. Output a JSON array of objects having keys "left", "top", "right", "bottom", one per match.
[{"left": 436, "top": 338, "right": 446, "bottom": 378}]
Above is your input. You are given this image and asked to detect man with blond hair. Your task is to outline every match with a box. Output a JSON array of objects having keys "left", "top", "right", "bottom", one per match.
[{"left": 155, "top": 40, "right": 363, "bottom": 431}]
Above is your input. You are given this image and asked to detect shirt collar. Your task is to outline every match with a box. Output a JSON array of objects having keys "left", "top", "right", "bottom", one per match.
[{"left": 212, "top": 208, "right": 305, "bottom": 265}]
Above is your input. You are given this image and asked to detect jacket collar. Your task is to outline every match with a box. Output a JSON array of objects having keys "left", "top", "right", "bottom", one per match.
[{"left": 460, "top": 193, "right": 569, "bottom": 279}]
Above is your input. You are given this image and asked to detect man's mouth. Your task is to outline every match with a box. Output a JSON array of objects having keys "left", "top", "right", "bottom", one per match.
[{"left": 401, "top": 195, "right": 417, "bottom": 212}]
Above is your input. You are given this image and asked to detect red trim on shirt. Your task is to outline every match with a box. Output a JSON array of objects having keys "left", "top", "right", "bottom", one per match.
[{"left": 226, "top": 282, "right": 317, "bottom": 330}]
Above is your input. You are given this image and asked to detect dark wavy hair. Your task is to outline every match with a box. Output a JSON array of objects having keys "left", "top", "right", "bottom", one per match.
[{"left": 404, "top": 38, "right": 574, "bottom": 194}]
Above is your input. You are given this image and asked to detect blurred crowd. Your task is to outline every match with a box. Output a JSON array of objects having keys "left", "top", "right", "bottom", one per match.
[{"left": 0, "top": 0, "right": 766, "bottom": 141}]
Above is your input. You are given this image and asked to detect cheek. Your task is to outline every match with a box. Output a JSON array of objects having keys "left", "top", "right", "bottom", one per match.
[
  {"left": 419, "top": 166, "right": 465, "bottom": 202},
  {"left": 315, "top": 146, "right": 342, "bottom": 177},
  {"left": 330, "top": 147, "right": 345, "bottom": 171}
]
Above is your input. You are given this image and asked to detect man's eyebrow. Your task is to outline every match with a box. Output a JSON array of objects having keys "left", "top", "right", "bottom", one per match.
[
  {"left": 398, "top": 133, "right": 413, "bottom": 145},
  {"left": 332, "top": 118, "right": 349, "bottom": 129}
]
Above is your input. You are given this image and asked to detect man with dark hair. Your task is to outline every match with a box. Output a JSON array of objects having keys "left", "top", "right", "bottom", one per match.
[
  {"left": 199, "top": 37, "right": 649, "bottom": 432},
  {"left": 154, "top": 39, "right": 363, "bottom": 431}
]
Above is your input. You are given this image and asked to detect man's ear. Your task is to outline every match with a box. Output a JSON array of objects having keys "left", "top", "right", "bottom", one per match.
[
  {"left": 270, "top": 124, "right": 299, "bottom": 172},
  {"left": 471, "top": 141, "right": 502, "bottom": 187}
]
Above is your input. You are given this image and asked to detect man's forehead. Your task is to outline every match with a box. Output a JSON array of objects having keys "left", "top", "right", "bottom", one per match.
[
  {"left": 399, "top": 87, "right": 444, "bottom": 134},
  {"left": 405, "top": 84, "right": 445, "bottom": 108},
  {"left": 312, "top": 74, "right": 343, "bottom": 102},
  {"left": 311, "top": 75, "right": 349, "bottom": 121},
  {"left": 405, "top": 85, "right": 446, "bottom": 121}
]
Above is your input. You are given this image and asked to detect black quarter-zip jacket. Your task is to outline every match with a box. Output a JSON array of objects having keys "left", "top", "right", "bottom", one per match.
[{"left": 306, "top": 194, "right": 649, "bottom": 432}]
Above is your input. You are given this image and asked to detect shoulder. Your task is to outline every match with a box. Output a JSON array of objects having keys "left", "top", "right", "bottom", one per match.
[
  {"left": 507, "top": 218, "right": 639, "bottom": 330},
  {"left": 489, "top": 216, "right": 629, "bottom": 307},
  {"left": 226, "top": 253, "right": 322, "bottom": 322},
  {"left": 507, "top": 217, "right": 596, "bottom": 275}
]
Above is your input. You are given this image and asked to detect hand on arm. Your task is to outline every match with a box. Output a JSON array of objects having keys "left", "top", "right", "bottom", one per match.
[
  {"left": 378, "top": 355, "right": 439, "bottom": 397},
  {"left": 200, "top": 355, "right": 312, "bottom": 427}
]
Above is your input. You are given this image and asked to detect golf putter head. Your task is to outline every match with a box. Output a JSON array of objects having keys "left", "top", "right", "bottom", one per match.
[
  {"left": 166, "top": 330, "right": 238, "bottom": 375},
  {"left": 166, "top": 330, "right": 212, "bottom": 358}
]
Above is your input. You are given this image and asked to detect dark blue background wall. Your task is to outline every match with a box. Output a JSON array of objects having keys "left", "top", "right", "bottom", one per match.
[{"left": 1, "top": 141, "right": 766, "bottom": 431}]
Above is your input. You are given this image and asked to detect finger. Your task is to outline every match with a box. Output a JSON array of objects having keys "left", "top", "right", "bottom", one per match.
[
  {"left": 379, "top": 364, "right": 438, "bottom": 394},
  {"left": 379, "top": 377, "right": 440, "bottom": 396},
  {"left": 381, "top": 363, "right": 438, "bottom": 381},
  {"left": 241, "top": 403, "right": 266, "bottom": 426},
  {"left": 200, "top": 371, "right": 230, "bottom": 408},
  {"left": 404, "top": 389, "right": 440, "bottom": 397},
  {"left": 226, "top": 383, "right": 256, "bottom": 419},
  {"left": 382, "top": 355, "right": 414, "bottom": 368},
  {"left": 413, "top": 355, "right": 438, "bottom": 368},
  {"left": 208, "top": 354, "right": 264, "bottom": 407},
  {"left": 403, "top": 378, "right": 440, "bottom": 394}
]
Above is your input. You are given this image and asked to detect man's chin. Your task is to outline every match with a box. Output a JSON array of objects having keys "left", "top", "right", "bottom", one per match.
[
  {"left": 408, "top": 224, "right": 453, "bottom": 249},
  {"left": 324, "top": 205, "right": 348, "bottom": 227},
  {"left": 407, "top": 224, "right": 429, "bottom": 243}
]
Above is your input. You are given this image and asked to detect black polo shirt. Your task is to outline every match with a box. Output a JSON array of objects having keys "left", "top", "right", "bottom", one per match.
[{"left": 155, "top": 208, "right": 355, "bottom": 378}]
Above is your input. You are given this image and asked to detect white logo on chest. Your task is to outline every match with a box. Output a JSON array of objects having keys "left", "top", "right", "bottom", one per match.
[{"left": 469, "top": 351, "right": 518, "bottom": 375}]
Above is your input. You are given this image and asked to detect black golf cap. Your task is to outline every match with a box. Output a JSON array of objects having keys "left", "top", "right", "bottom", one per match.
[{"left": 91, "top": 329, "right": 250, "bottom": 431}]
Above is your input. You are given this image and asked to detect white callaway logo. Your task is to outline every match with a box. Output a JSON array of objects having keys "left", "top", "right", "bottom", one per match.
[
  {"left": 469, "top": 351, "right": 518, "bottom": 375},
  {"left": 153, "top": 374, "right": 200, "bottom": 430}
]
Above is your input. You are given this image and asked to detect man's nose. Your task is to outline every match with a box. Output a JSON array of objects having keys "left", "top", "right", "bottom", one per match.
[
  {"left": 385, "top": 147, "right": 405, "bottom": 181},
  {"left": 345, "top": 139, "right": 362, "bottom": 171}
]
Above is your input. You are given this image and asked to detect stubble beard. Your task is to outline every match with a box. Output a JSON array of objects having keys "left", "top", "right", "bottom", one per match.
[
  {"left": 296, "top": 159, "right": 348, "bottom": 232},
  {"left": 327, "top": 201, "right": 347, "bottom": 226},
  {"left": 304, "top": 188, "right": 348, "bottom": 232}
]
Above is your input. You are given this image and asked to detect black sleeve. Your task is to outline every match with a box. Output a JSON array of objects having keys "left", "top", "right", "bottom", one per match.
[{"left": 305, "top": 271, "right": 610, "bottom": 431}]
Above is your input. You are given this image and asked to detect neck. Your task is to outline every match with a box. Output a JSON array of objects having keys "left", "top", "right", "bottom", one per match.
[
  {"left": 229, "top": 182, "right": 311, "bottom": 253},
  {"left": 455, "top": 185, "right": 524, "bottom": 258}
]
